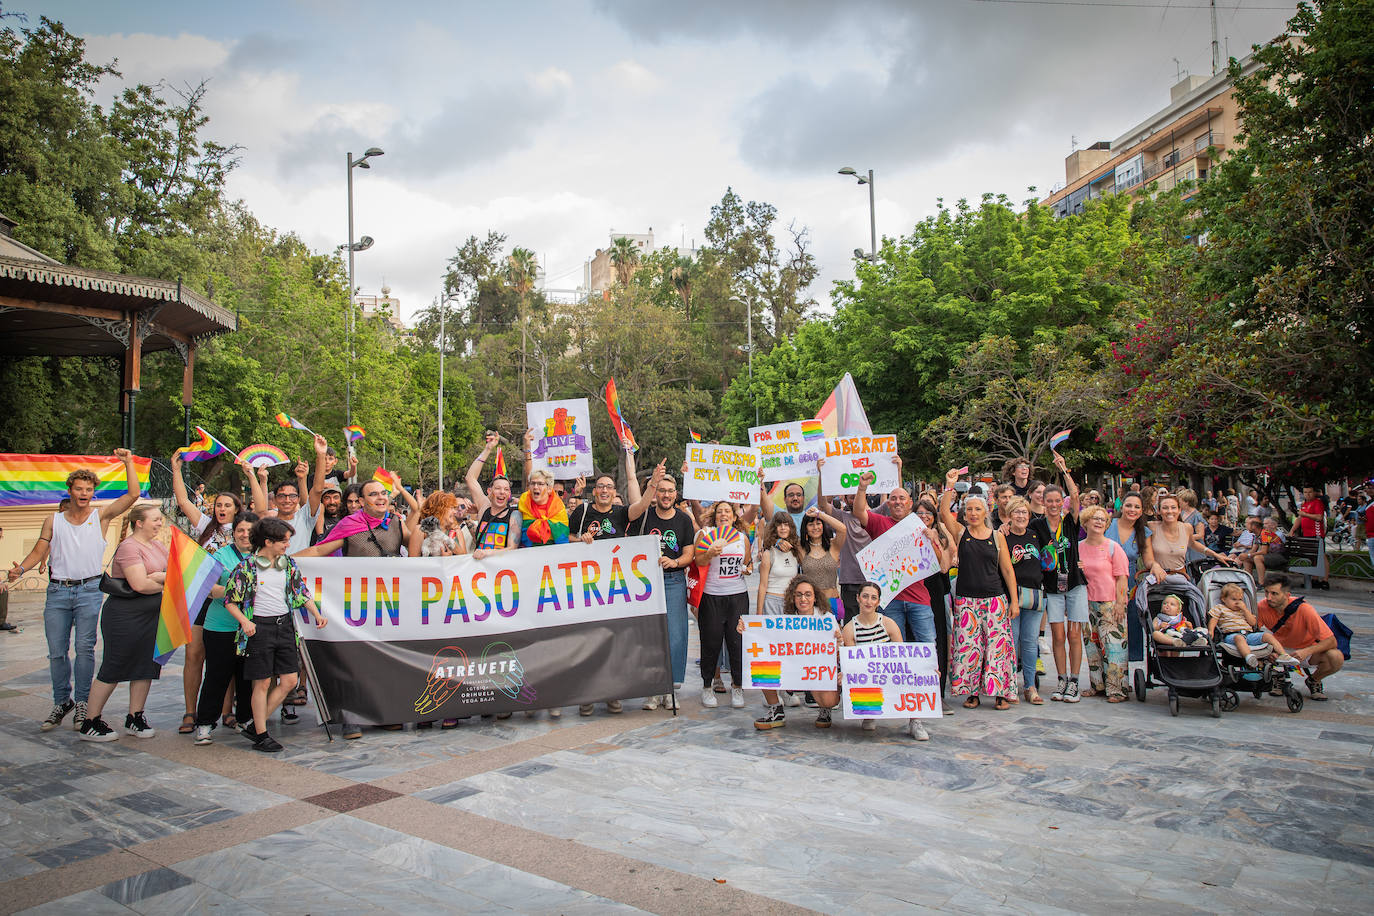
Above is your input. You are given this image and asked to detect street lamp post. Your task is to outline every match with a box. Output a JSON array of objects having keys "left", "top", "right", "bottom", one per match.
[
  {"left": 346, "top": 147, "right": 384, "bottom": 427},
  {"left": 732, "top": 297, "right": 758, "bottom": 426},
  {"left": 437, "top": 291, "right": 460, "bottom": 490},
  {"left": 838, "top": 166, "right": 877, "bottom": 261}
]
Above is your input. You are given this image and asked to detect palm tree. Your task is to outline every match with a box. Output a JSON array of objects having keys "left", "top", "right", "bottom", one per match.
[
  {"left": 506, "top": 248, "right": 538, "bottom": 402},
  {"left": 609, "top": 237, "right": 640, "bottom": 287},
  {"left": 669, "top": 254, "right": 693, "bottom": 323}
]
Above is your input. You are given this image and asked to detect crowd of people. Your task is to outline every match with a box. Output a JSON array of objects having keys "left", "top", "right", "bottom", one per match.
[{"left": 3, "top": 437, "right": 1360, "bottom": 753}]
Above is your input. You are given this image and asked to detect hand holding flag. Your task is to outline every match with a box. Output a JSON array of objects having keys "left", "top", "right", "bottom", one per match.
[
  {"left": 175, "top": 427, "right": 238, "bottom": 464},
  {"left": 603, "top": 378, "right": 638, "bottom": 453}
]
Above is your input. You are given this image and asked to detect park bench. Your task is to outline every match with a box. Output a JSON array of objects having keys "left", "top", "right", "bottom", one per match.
[{"left": 1286, "top": 535, "right": 1325, "bottom": 588}]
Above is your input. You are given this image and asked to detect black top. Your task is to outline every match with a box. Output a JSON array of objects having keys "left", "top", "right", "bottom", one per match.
[
  {"left": 570, "top": 503, "right": 631, "bottom": 540},
  {"left": 956, "top": 530, "right": 1004, "bottom": 599},
  {"left": 1031, "top": 514, "right": 1085, "bottom": 593},
  {"left": 1004, "top": 527, "right": 1047, "bottom": 590},
  {"left": 636, "top": 507, "right": 696, "bottom": 565}
]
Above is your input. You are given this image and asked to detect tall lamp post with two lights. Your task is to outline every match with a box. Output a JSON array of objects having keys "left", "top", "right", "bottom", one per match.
[
  {"left": 346, "top": 147, "right": 384, "bottom": 427},
  {"left": 838, "top": 166, "right": 877, "bottom": 261}
]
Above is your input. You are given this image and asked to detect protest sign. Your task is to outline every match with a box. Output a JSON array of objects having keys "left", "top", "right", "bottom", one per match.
[
  {"left": 296, "top": 537, "right": 670, "bottom": 724},
  {"left": 819, "top": 435, "right": 899, "bottom": 495},
  {"left": 526, "top": 398, "right": 595, "bottom": 476},
  {"left": 856, "top": 512, "right": 941, "bottom": 602},
  {"left": 840, "top": 643, "right": 942, "bottom": 719},
  {"left": 748, "top": 421, "right": 824, "bottom": 482},
  {"left": 740, "top": 614, "right": 838, "bottom": 690},
  {"left": 682, "top": 443, "right": 760, "bottom": 504}
]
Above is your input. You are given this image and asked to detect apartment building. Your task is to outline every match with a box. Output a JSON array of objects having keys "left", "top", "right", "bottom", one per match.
[{"left": 1042, "top": 51, "right": 1262, "bottom": 218}]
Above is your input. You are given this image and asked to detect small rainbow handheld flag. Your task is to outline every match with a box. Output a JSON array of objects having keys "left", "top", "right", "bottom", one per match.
[
  {"left": 603, "top": 377, "right": 638, "bottom": 452},
  {"left": 1049, "top": 428, "right": 1072, "bottom": 452},
  {"left": 689, "top": 429, "right": 703, "bottom": 444},
  {"left": 344, "top": 425, "right": 366, "bottom": 443},
  {"left": 750, "top": 661, "right": 782, "bottom": 687},
  {"left": 176, "top": 427, "right": 237, "bottom": 463},
  {"left": 849, "top": 686, "right": 885, "bottom": 716},
  {"left": 274, "top": 412, "right": 316, "bottom": 435},
  {"left": 0, "top": 454, "right": 152, "bottom": 507},
  {"left": 156, "top": 526, "right": 223, "bottom": 665},
  {"left": 493, "top": 447, "right": 507, "bottom": 479},
  {"left": 373, "top": 467, "right": 400, "bottom": 493}
]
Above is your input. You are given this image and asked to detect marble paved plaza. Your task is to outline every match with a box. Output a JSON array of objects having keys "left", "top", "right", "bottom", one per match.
[{"left": 1, "top": 584, "right": 1372, "bottom": 915}]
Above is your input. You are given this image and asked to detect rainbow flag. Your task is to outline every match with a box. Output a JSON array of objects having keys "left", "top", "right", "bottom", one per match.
[
  {"left": 849, "top": 686, "right": 885, "bottom": 716},
  {"left": 1049, "top": 428, "right": 1072, "bottom": 451},
  {"left": 750, "top": 661, "right": 781, "bottom": 686},
  {"left": 344, "top": 425, "right": 366, "bottom": 443},
  {"left": 493, "top": 447, "right": 507, "bottom": 479},
  {"left": 766, "top": 373, "right": 872, "bottom": 511},
  {"left": 0, "top": 454, "right": 152, "bottom": 507},
  {"left": 274, "top": 412, "right": 315, "bottom": 435},
  {"left": 603, "top": 378, "right": 638, "bottom": 452},
  {"left": 239, "top": 443, "right": 289, "bottom": 468},
  {"left": 156, "top": 526, "right": 223, "bottom": 665},
  {"left": 373, "top": 467, "right": 400, "bottom": 493},
  {"left": 176, "top": 427, "right": 236, "bottom": 463},
  {"left": 689, "top": 429, "right": 703, "bottom": 443}
]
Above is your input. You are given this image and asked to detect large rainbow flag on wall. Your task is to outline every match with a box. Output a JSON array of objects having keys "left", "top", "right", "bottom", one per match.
[
  {"left": 156, "top": 526, "right": 223, "bottom": 665},
  {"left": 0, "top": 454, "right": 152, "bottom": 507}
]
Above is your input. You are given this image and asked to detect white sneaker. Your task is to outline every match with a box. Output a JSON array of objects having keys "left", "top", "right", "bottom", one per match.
[
  {"left": 783, "top": 691, "right": 801, "bottom": 707},
  {"left": 730, "top": 688, "right": 745, "bottom": 708},
  {"left": 1062, "top": 680, "right": 1082, "bottom": 704},
  {"left": 909, "top": 720, "right": 930, "bottom": 741},
  {"left": 548, "top": 707, "right": 562, "bottom": 719},
  {"left": 642, "top": 695, "right": 660, "bottom": 710},
  {"left": 701, "top": 688, "right": 718, "bottom": 708},
  {"left": 861, "top": 719, "right": 877, "bottom": 731},
  {"left": 1038, "top": 635, "right": 1051, "bottom": 658},
  {"left": 193, "top": 724, "right": 213, "bottom": 745}
]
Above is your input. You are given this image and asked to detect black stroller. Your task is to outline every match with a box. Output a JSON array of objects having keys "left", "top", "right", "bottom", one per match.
[
  {"left": 1198, "top": 566, "right": 1304, "bottom": 714},
  {"left": 1132, "top": 574, "right": 1224, "bottom": 717}
]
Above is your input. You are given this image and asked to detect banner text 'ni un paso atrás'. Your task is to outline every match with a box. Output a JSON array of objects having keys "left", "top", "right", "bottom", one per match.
[{"left": 295, "top": 537, "right": 670, "bottom": 724}]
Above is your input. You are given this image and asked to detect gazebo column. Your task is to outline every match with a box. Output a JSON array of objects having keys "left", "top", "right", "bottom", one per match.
[
  {"left": 180, "top": 341, "right": 196, "bottom": 445},
  {"left": 121, "top": 311, "right": 141, "bottom": 451}
]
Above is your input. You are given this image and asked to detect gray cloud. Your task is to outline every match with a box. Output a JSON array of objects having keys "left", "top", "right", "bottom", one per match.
[
  {"left": 393, "top": 77, "right": 568, "bottom": 176},
  {"left": 223, "top": 33, "right": 311, "bottom": 72},
  {"left": 595, "top": 0, "right": 855, "bottom": 44}
]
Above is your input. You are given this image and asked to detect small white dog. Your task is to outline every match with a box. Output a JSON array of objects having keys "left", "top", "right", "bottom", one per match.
[{"left": 419, "top": 516, "right": 457, "bottom": 556}]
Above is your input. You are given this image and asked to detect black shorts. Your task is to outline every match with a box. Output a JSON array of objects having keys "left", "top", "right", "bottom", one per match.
[{"left": 241, "top": 615, "right": 299, "bottom": 681}]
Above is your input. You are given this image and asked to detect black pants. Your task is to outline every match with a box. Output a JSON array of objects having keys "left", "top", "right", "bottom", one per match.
[
  {"left": 196, "top": 629, "right": 252, "bottom": 726},
  {"left": 840, "top": 583, "right": 864, "bottom": 624},
  {"left": 933, "top": 595, "right": 950, "bottom": 697},
  {"left": 697, "top": 592, "right": 746, "bottom": 687}
]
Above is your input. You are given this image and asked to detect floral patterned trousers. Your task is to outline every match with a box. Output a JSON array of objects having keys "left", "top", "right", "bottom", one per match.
[
  {"left": 950, "top": 595, "right": 1015, "bottom": 698},
  {"left": 1085, "top": 600, "right": 1128, "bottom": 699}
]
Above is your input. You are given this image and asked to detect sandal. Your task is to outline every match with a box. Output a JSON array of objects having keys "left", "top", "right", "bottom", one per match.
[
  {"left": 288, "top": 687, "right": 308, "bottom": 706},
  {"left": 1107, "top": 695, "right": 1127, "bottom": 704},
  {"left": 178, "top": 713, "right": 195, "bottom": 734},
  {"left": 1025, "top": 688, "right": 1044, "bottom": 705},
  {"left": 963, "top": 695, "right": 981, "bottom": 709},
  {"left": 221, "top": 715, "right": 238, "bottom": 730},
  {"left": 994, "top": 697, "right": 1011, "bottom": 711}
]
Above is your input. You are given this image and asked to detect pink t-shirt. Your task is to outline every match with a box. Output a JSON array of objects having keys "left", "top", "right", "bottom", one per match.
[
  {"left": 1078, "top": 538, "right": 1127, "bottom": 602},
  {"left": 111, "top": 536, "right": 168, "bottom": 578}
]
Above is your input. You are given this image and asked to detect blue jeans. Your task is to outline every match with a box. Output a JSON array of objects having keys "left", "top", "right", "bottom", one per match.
[
  {"left": 44, "top": 580, "right": 103, "bottom": 705},
  {"left": 1016, "top": 588, "right": 1044, "bottom": 691},
  {"left": 883, "top": 600, "right": 935, "bottom": 644},
  {"left": 662, "top": 570, "right": 688, "bottom": 686}
]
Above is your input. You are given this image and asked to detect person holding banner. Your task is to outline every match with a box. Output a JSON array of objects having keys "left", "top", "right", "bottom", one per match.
[
  {"left": 9, "top": 450, "right": 143, "bottom": 735},
  {"left": 938, "top": 469, "right": 1020, "bottom": 711},
  {"left": 852, "top": 468, "right": 943, "bottom": 647},
  {"left": 742, "top": 574, "right": 833, "bottom": 729},
  {"left": 465, "top": 433, "right": 523, "bottom": 556},
  {"left": 634, "top": 471, "right": 697, "bottom": 710},
  {"left": 569, "top": 437, "right": 651, "bottom": 544},
  {"left": 837, "top": 581, "right": 930, "bottom": 740},
  {"left": 694, "top": 500, "right": 753, "bottom": 709},
  {"left": 78, "top": 505, "right": 168, "bottom": 742},
  {"left": 224, "top": 517, "right": 328, "bottom": 752}
]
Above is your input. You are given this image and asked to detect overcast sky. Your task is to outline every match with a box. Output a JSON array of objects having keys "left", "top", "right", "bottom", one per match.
[{"left": 19, "top": 0, "right": 1298, "bottom": 322}]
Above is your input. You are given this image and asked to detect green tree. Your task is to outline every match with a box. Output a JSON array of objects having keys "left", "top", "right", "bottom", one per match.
[{"left": 609, "top": 236, "right": 640, "bottom": 287}]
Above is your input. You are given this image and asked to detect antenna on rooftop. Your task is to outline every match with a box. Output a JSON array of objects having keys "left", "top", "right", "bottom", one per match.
[
  {"left": 1210, "top": 0, "right": 1221, "bottom": 75},
  {"left": 1071, "top": 135, "right": 1078, "bottom": 152},
  {"left": 1173, "top": 57, "right": 1186, "bottom": 82}
]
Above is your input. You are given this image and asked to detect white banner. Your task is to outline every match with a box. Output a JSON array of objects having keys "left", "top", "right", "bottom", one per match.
[
  {"left": 840, "top": 643, "right": 942, "bottom": 719},
  {"left": 856, "top": 512, "right": 941, "bottom": 603},
  {"left": 526, "top": 398, "right": 595, "bottom": 476},
  {"left": 682, "top": 443, "right": 761, "bottom": 505},
  {"left": 819, "top": 435, "right": 899, "bottom": 495},
  {"left": 740, "top": 613, "right": 838, "bottom": 689},
  {"left": 295, "top": 536, "right": 666, "bottom": 643},
  {"left": 748, "top": 421, "right": 824, "bottom": 482}
]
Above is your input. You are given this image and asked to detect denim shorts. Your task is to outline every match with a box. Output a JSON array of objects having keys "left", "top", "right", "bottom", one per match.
[{"left": 1044, "top": 585, "right": 1089, "bottom": 624}]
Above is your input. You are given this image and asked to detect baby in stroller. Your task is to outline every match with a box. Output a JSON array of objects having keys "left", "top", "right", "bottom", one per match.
[
  {"left": 1207, "top": 583, "right": 1299, "bottom": 669},
  {"left": 1152, "top": 595, "right": 1209, "bottom": 647}
]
